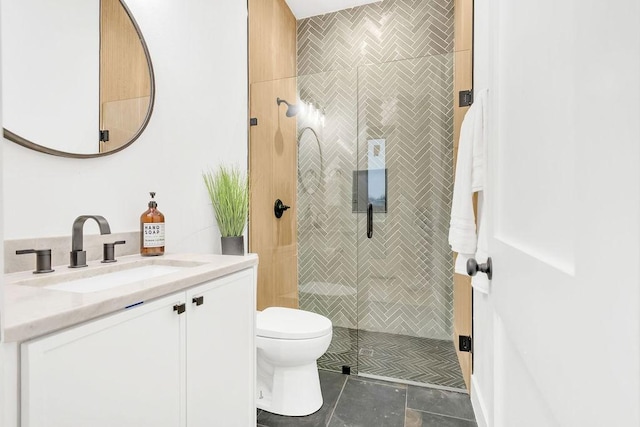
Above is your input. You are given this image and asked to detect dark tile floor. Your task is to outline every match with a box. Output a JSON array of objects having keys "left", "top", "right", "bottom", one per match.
[
  {"left": 257, "top": 370, "right": 477, "bottom": 427},
  {"left": 318, "top": 327, "right": 466, "bottom": 390}
]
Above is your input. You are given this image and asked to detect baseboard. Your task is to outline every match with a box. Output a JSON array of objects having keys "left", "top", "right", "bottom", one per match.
[{"left": 471, "top": 375, "right": 489, "bottom": 427}]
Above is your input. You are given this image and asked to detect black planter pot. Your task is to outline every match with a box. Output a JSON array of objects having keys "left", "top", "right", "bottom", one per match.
[{"left": 221, "top": 236, "right": 244, "bottom": 255}]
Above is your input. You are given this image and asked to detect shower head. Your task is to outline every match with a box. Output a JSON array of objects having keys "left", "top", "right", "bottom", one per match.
[{"left": 277, "top": 97, "right": 299, "bottom": 117}]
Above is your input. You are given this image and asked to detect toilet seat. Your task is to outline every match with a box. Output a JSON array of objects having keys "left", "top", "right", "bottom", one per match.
[{"left": 257, "top": 307, "right": 332, "bottom": 340}]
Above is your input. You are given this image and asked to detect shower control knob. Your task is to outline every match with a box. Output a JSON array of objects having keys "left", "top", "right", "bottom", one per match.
[
  {"left": 466, "top": 257, "right": 493, "bottom": 280},
  {"left": 274, "top": 199, "right": 290, "bottom": 218}
]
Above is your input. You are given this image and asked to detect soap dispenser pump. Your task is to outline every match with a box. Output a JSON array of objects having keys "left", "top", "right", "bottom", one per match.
[{"left": 140, "top": 192, "right": 165, "bottom": 256}]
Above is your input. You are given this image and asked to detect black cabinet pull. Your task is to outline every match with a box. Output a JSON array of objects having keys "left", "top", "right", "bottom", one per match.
[
  {"left": 192, "top": 296, "right": 204, "bottom": 306},
  {"left": 173, "top": 303, "right": 186, "bottom": 314},
  {"left": 367, "top": 203, "right": 373, "bottom": 239}
]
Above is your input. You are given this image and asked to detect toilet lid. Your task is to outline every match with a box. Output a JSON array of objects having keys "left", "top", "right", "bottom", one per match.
[{"left": 257, "top": 307, "right": 332, "bottom": 340}]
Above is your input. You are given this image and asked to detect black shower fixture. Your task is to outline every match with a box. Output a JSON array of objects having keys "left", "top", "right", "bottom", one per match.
[{"left": 277, "top": 97, "right": 299, "bottom": 117}]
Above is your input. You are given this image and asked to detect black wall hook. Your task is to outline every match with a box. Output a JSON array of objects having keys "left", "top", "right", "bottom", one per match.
[{"left": 274, "top": 199, "right": 290, "bottom": 218}]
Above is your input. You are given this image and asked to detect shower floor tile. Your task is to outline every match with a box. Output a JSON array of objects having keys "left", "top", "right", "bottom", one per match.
[{"left": 318, "top": 326, "right": 466, "bottom": 390}]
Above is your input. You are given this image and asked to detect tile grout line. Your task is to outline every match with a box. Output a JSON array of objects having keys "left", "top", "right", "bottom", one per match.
[
  {"left": 326, "top": 375, "right": 350, "bottom": 426},
  {"left": 403, "top": 384, "right": 409, "bottom": 427}
]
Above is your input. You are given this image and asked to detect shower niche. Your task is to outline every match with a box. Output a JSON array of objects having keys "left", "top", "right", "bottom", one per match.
[{"left": 351, "top": 169, "right": 387, "bottom": 213}]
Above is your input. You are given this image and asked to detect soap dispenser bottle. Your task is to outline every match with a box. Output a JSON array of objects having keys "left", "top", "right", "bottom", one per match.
[{"left": 140, "top": 192, "right": 165, "bottom": 256}]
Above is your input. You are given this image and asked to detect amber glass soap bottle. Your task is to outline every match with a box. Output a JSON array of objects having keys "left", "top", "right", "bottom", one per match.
[{"left": 140, "top": 192, "right": 165, "bottom": 256}]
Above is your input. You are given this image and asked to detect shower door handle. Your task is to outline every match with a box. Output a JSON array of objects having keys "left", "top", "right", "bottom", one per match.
[{"left": 367, "top": 203, "right": 373, "bottom": 238}]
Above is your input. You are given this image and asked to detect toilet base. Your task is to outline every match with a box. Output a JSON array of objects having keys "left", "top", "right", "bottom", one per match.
[{"left": 257, "top": 361, "right": 323, "bottom": 416}]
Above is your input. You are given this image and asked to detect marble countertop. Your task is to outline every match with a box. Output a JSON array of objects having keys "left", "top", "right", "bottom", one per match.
[{"left": 3, "top": 253, "right": 258, "bottom": 343}]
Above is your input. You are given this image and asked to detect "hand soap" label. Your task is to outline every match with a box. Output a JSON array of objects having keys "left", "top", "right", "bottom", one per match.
[{"left": 143, "top": 223, "right": 165, "bottom": 248}]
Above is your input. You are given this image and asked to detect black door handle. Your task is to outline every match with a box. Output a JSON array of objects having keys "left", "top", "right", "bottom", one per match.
[
  {"left": 367, "top": 203, "right": 373, "bottom": 238},
  {"left": 466, "top": 257, "right": 493, "bottom": 280}
]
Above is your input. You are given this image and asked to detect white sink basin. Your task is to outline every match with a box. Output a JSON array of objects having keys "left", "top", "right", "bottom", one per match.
[
  {"left": 45, "top": 265, "right": 187, "bottom": 293},
  {"left": 10, "top": 258, "right": 205, "bottom": 294}
]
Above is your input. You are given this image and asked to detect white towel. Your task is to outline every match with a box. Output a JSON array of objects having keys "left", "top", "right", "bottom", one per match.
[
  {"left": 449, "top": 101, "right": 480, "bottom": 255},
  {"left": 449, "top": 89, "right": 490, "bottom": 294}
]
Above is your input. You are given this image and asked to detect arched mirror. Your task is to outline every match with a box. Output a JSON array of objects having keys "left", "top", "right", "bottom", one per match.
[{"left": 1, "top": 0, "right": 155, "bottom": 158}]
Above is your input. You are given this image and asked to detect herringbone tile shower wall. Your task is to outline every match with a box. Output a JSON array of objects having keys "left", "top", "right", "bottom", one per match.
[
  {"left": 297, "top": 0, "right": 455, "bottom": 340},
  {"left": 297, "top": 0, "right": 454, "bottom": 75}
]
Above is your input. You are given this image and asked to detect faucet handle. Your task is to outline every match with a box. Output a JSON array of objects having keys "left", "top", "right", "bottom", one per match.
[
  {"left": 16, "top": 249, "right": 55, "bottom": 274},
  {"left": 102, "top": 240, "right": 126, "bottom": 263}
]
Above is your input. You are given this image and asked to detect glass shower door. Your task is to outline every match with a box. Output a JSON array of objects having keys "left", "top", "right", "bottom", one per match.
[{"left": 355, "top": 53, "right": 465, "bottom": 388}]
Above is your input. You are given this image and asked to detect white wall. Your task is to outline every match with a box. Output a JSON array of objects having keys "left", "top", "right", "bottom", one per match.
[{"left": 2, "top": 0, "right": 248, "bottom": 255}]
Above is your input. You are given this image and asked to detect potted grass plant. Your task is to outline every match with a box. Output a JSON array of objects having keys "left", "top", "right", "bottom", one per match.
[{"left": 203, "top": 165, "right": 249, "bottom": 255}]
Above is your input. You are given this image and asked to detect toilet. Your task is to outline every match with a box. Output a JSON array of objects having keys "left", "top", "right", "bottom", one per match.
[{"left": 256, "top": 307, "right": 333, "bottom": 416}]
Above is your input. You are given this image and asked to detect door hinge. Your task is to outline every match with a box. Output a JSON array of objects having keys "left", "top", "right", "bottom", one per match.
[
  {"left": 173, "top": 303, "right": 186, "bottom": 315},
  {"left": 459, "top": 335, "right": 472, "bottom": 352},
  {"left": 250, "top": 118, "right": 258, "bottom": 126},
  {"left": 99, "top": 130, "right": 110, "bottom": 142},
  {"left": 459, "top": 90, "right": 473, "bottom": 107}
]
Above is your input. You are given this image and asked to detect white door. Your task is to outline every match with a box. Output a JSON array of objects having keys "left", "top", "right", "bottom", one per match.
[{"left": 482, "top": 1, "right": 640, "bottom": 426}]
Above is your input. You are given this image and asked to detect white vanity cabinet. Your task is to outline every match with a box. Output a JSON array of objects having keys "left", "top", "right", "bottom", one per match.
[{"left": 20, "top": 268, "right": 256, "bottom": 427}]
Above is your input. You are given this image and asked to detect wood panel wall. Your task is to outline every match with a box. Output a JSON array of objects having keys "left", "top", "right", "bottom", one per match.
[
  {"left": 99, "top": 0, "right": 151, "bottom": 152},
  {"left": 248, "top": 0, "right": 298, "bottom": 310},
  {"left": 249, "top": 0, "right": 297, "bottom": 84},
  {"left": 453, "top": 0, "right": 474, "bottom": 392}
]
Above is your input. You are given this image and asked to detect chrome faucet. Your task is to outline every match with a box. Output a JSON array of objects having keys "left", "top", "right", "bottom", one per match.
[{"left": 69, "top": 215, "right": 111, "bottom": 268}]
